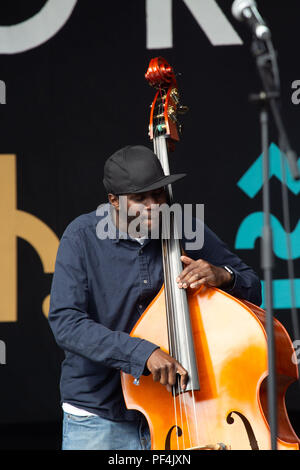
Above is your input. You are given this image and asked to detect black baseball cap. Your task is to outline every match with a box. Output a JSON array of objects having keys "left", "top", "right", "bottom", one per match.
[{"left": 103, "top": 145, "right": 186, "bottom": 195}]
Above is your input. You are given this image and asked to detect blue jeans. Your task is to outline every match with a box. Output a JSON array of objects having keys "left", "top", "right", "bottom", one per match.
[{"left": 62, "top": 411, "right": 151, "bottom": 450}]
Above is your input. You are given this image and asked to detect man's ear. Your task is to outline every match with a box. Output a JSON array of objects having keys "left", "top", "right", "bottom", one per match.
[{"left": 108, "top": 193, "right": 119, "bottom": 210}]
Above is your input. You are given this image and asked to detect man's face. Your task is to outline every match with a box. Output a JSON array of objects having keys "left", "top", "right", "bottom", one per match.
[{"left": 110, "top": 187, "right": 167, "bottom": 237}]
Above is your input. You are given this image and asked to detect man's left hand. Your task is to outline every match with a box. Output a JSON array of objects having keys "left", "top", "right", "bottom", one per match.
[{"left": 176, "top": 256, "right": 233, "bottom": 290}]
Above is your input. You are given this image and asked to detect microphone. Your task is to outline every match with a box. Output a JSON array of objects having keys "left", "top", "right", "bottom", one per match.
[{"left": 231, "top": 0, "right": 271, "bottom": 40}]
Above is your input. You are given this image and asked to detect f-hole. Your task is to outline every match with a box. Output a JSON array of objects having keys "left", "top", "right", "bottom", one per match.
[
  {"left": 165, "top": 425, "right": 183, "bottom": 450},
  {"left": 226, "top": 411, "right": 259, "bottom": 450}
]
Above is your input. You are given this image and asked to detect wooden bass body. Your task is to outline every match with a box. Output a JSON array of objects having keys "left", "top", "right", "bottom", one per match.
[{"left": 121, "top": 284, "right": 300, "bottom": 450}]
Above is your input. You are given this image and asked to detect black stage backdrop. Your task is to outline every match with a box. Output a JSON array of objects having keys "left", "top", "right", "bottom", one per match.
[{"left": 0, "top": 0, "right": 300, "bottom": 445}]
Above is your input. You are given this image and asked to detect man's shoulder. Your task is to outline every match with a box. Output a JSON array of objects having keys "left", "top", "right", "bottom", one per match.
[{"left": 62, "top": 203, "right": 109, "bottom": 239}]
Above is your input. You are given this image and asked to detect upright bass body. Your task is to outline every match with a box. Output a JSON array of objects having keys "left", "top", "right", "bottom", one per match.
[{"left": 121, "top": 284, "right": 300, "bottom": 450}]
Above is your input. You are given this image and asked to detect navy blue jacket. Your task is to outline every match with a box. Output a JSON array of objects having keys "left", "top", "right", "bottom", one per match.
[{"left": 48, "top": 203, "right": 262, "bottom": 421}]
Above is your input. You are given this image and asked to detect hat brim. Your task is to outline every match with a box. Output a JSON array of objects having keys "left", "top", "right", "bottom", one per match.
[{"left": 116, "top": 173, "right": 187, "bottom": 195}]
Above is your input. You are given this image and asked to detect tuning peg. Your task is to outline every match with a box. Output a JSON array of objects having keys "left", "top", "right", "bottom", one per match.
[
  {"left": 177, "top": 105, "right": 189, "bottom": 115},
  {"left": 170, "top": 88, "right": 180, "bottom": 104},
  {"left": 167, "top": 105, "right": 178, "bottom": 123}
]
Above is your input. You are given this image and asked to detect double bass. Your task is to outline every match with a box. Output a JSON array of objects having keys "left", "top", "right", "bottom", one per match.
[{"left": 121, "top": 57, "right": 300, "bottom": 450}]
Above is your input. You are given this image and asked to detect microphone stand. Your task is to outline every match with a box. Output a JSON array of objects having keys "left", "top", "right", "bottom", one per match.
[{"left": 249, "top": 36, "right": 300, "bottom": 451}]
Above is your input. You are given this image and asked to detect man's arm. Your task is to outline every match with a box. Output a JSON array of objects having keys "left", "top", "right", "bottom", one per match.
[
  {"left": 182, "top": 222, "right": 262, "bottom": 306},
  {"left": 48, "top": 232, "right": 158, "bottom": 380}
]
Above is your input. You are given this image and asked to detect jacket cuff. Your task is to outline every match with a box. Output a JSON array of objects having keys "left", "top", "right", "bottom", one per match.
[{"left": 129, "top": 339, "right": 159, "bottom": 379}]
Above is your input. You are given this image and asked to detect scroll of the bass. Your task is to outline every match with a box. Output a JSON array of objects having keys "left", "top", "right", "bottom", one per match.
[{"left": 120, "top": 57, "right": 300, "bottom": 450}]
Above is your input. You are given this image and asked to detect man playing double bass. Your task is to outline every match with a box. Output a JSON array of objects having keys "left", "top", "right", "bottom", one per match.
[{"left": 48, "top": 145, "right": 262, "bottom": 450}]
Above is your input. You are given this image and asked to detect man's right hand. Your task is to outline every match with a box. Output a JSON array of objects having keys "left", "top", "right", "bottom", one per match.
[{"left": 146, "top": 349, "right": 188, "bottom": 393}]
